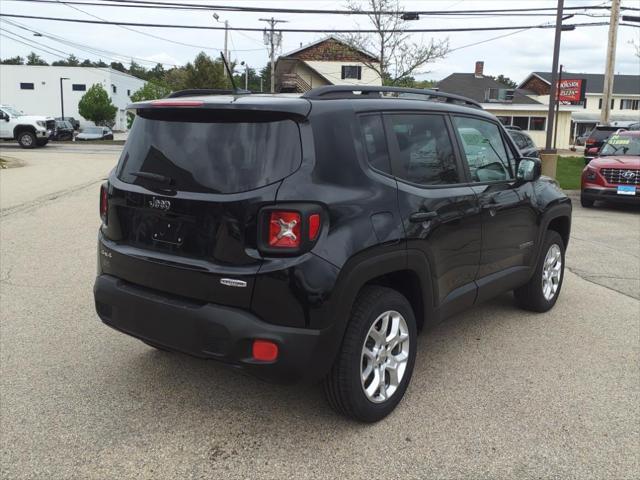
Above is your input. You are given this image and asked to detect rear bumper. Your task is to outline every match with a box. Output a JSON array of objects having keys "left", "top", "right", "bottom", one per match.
[
  {"left": 93, "top": 274, "right": 337, "bottom": 384},
  {"left": 581, "top": 186, "right": 640, "bottom": 204}
]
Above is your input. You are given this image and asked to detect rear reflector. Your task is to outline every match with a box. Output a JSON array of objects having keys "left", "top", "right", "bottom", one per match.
[
  {"left": 150, "top": 100, "right": 204, "bottom": 107},
  {"left": 269, "top": 211, "right": 301, "bottom": 248},
  {"left": 252, "top": 340, "right": 279, "bottom": 362}
]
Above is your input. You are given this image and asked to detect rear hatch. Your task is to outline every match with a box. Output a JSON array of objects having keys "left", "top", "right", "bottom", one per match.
[{"left": 101, "top": 101, "right": 307, "bottom": 308}]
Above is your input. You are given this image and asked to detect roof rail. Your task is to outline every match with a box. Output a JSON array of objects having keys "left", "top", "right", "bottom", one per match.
[
  {"left": 301, "top": 85, "right": 482, "bottom": 109},
  {"left": 167, "top": 88, "right": 250, "bottom": 98}
]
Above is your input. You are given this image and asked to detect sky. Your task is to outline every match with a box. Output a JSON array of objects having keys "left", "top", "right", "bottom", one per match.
[{"left": 0, "top": 0, "right": 639, "bottom": 85}]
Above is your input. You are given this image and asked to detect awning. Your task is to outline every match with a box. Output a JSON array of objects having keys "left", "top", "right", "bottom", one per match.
[{"left": 571, "top": 111, "right": 640, "bottom": 123}]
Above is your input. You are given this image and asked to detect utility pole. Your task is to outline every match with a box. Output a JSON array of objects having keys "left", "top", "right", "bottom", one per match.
[
  {"left": 213, "top": 13, "right": 230, "bottom": 80},
  {"left": 601, "top": 0, "right": 621, "bottom": 125},
  {"left": 544, "top": 0, "right": 565, "bottom": 152},
  {"left": 260, "top": 17, "right": 287, "bottom": 93}
]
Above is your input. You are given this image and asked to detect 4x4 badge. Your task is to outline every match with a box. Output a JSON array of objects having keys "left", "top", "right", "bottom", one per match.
[{"left": 220, "top": 278, "right": 247, "bottom": 288}]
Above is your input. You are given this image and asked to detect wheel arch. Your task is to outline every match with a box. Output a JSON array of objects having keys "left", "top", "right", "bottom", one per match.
[{"left": 13, "top": 124, "right": 36, "bottom": 139}]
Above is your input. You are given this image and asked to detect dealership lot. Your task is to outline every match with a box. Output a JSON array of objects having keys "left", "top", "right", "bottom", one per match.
[{"left": 1, "top": 145, "right": 639, "bottom": 479}]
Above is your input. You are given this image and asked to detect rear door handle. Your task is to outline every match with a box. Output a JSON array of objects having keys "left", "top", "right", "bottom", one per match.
[{"left": 409, "top": 211, "right": 438, "bottom": 223}]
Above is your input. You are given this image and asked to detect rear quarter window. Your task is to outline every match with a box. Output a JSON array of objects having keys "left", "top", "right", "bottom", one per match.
[{"left": 117, "top": 112, "right": 302, "bottom": 194}]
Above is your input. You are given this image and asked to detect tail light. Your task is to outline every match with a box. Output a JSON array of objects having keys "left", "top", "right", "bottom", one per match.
[
  {"left": 258, "top": 204, "right": 324, "bottom": 256},
  {"left": 100, "top": 183, "right": 108, "bottom": 223},
  {"left": 586, "top": 138, "right": 595, "bottom": 145}
]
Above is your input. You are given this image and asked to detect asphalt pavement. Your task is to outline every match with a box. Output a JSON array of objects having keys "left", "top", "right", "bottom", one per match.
[{"left": 1, "top": 145, "right": 638, "bottom": 479}]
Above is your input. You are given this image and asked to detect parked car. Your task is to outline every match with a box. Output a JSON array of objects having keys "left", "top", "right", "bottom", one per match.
[
  {"left": 628, "top": 122, "right": 640, "bottom": 131},
  {"left": 575, "top": 134, "right": 588, "bottom": 146},
  {"left": 55, "top": 116, "right": 80, "bottom": 130},
  {"left": 53, "top": 120, "right": 74, "bottom": 141},
  {"left": 0, "top": 104, "right": 54, "bottom": 148},
  {"left": 93, "top": 86, "right": 572, "bottom": 422},
  {"left": 584, "top": 125, "right": 621, "bottom": 164},
  {"left": 75, "top": 126, "right": 114, "bottom": 141},
  {"left": 507, "top": 129, "right": 539, "bottom": 158},
  {"left": 581, "top": 130, "right": 640, "bottom": 207}
]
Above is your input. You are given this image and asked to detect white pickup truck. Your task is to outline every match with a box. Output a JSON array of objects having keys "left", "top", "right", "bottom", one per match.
[{"left": 0, "top": 105, "right": 55, "bottom": 148}]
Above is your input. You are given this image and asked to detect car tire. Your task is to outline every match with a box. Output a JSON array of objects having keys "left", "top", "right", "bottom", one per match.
[
  {"left": 323, "top": 286, "right": 417, "bottom": 422},
  {"left": 580, "top": 195, "right": 594, "bottom": 208},
  {"left": 514, "top": 230, "right": 565, "bottom": 312},
  {"left": 36, "top": 139, "right": 48, "bottom": 147},
  {"left": 17, "top": 131, "right": 37, "bottom": 149}
]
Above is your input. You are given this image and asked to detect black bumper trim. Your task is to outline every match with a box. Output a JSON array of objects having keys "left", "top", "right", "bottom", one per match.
[{"left": 94, "top": 274, "right": 338, "bottom": 383}]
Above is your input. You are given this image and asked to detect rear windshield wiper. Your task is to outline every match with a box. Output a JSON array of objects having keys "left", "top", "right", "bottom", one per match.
[{"left": 131, "top": 171, "right": 173, "bottom": 186}]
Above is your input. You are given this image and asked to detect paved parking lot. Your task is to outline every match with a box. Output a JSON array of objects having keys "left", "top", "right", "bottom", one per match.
[{"left": 1, "top": 145, "right": 639, "bottom": 479}]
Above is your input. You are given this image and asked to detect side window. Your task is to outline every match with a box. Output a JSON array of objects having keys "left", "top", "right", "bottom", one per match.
[
  {"left": 511, "top": 132, "right": 527, "bottom": 149},
  {"left": 453, "top": 116, "right": 514, "bottom": 183},
  {"left": 359, "top": 115, "right": 391, "bottom": 174},
  {"left": 387, "top": 114, "right": 459, "bottom": 186}
]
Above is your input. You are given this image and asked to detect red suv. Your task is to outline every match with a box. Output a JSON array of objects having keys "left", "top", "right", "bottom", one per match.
[{"left": 581, "top": 131, "right": 640, "bottom": 207}]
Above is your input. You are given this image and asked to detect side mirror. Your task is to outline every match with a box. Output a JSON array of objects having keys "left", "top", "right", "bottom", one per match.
[
  {"left": 517, "top": 157, "right": 542, "bottom": 183},
  {"left": 587, "top": 147, "right": 599, "bottom": 155}
]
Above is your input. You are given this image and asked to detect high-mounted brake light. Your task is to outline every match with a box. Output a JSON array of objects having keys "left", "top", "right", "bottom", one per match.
[
  {"left": 150, "top": 100, "right": 204, "bottom": 107},
  {"left": 99, "top": 183, "right": 108, "bottom": 223},
  {"left": 269, "top": 211, "right": 301, "bottom": 248}
]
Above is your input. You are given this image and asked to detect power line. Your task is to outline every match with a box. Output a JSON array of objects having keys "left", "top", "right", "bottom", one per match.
[
  {"left": 0, "top": 13, "right": 624, "bottom": 33},
  {"left": 3, "top": 0, "right": 627, "bottom": 17},
  {"left": 7, "top": 0, "right": 632, "bottom": 15}
]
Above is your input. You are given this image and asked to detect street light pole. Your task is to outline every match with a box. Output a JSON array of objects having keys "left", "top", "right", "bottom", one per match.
[{"left": 59, "top": 77, "right": 69, "bottom": 119}]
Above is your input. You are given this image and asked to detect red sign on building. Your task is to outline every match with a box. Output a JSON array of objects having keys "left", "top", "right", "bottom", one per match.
[{"left": 556, "top": 79, "right": 586, "bottom": 103}]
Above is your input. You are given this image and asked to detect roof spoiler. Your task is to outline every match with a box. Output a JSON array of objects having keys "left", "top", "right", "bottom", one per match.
[
  {"left": 167, "top": 88, "right": 251, "bottom": 98},
  {"left": 302, "top": 86, "right": 482, "bottom": 109}
]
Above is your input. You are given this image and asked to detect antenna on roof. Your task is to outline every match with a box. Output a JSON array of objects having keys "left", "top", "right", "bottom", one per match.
[{"left": 219, "top": 52, "right": 250, "bottom": 95}]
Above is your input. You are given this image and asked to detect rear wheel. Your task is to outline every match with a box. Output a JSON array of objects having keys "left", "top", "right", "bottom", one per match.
[
  {"left": 515, "top": 230, "right": 565, "bottom": 312},
  {"left": 323, "top": 286, "right": 417, "bottom": 422},
  {"left": 580, "top": 194, "right": 595, "bottom": 208},
  {"left": 17, "top": 131, "right": 36, "bottom": 149}
]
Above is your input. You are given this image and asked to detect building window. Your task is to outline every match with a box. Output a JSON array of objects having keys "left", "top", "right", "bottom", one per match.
[
  {"left": 341, "top": 65, "right": 362, "bottom": 80},
  {"left": 512, "top": 117, "right": 529, "bottom": 130},
  {"left": 620, "top": 99, "right": 639, "bottom": 110},
  {"left": 598, "top": 98, "right": 615, "bottom": 110},
  {"left": 529, "top": 117, "right": 546, "bottom": 131},
  {"left": 127, "top": 89, "right": 131, "bottom": 96},
  {"left": 72, "top": 84, "right": 86, "bottom": 91},
  {"left": 111, "top": 84, "right": 117, "bottom": 94},
  {"left": 496, "top": 116, "right": 512, "bottom": 126},
  {"left": 20, "top": 82, "right": 34, "bottom": 90}
]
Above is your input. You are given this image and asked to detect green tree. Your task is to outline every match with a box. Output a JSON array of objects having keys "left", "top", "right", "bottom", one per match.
[
  {"left": 110, "top": 61, "right": 127, "bottom": 73},
  {"left": 164, "top": 67, "right": 188, "bottom": 91},
  {"left": 259, "top": 64, "right": 271, "bottom": 92},
  {"left": 183, "top": 52, "right": 226, "bottom": 89},
  {"left": 233, "top": 66, "right": 263, "bottom": 91},
  {"left": 147, "top": 63, "right": 166, "bottom": 83},
  {"left": 491, "top": 74, "right": 518, "bottom": 89},
  {"left": 128, "top": 60, "right": 149, "bottom": 80},
  {"left": 78, "top": 84, "right": 117, "bottom": 127},
  {"left": 130, "top": 82, "right": 171, "bottom": 102},
  {"left": 52, "top": 54, "right": 80, "bottom": 66},
  {"left": 26, "top": 52, "right": 48, "bottom": 66},
  {"left": 1, "top": 55, "right": 24, "bottom": 65}
]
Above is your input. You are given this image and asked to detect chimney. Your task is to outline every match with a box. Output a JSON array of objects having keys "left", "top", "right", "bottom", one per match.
[{"left": 474, "top": 61, "right": 484, "bottom": 78}]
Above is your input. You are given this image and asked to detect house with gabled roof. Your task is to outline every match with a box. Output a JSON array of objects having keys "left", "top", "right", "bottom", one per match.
[{"left": 275, "top": 36, "right": 382, "bottom": 93}]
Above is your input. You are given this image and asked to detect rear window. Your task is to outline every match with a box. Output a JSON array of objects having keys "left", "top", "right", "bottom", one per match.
[
  {"left": 590, "top": 127, "right": 618, "bottom": 140},
  {"left": 117, "top": 112, "right": 302, "bottom": 194}
]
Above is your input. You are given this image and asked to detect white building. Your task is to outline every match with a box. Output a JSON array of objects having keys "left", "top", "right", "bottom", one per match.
[
  {"left": 0, "top": 65, "right": 146, "bottom": 130},
  {"left": 275, "top": 36, "right": 382, "bottom": 92}
]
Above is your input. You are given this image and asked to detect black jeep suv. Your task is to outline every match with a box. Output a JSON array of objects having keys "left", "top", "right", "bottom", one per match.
[{"left": 94, "top": 86, "right": 571, "bottom": 422}]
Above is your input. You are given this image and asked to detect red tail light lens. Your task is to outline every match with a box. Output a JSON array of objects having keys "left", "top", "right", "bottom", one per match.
[
  {"left": 252, "top": 339, "right": 279, "bottom": 362},
  {"left": 308, "top": 213, "right": 321, "bottom": 240},
  {"left": 99, "top": 183, "right": 108, "bottom": 222},
  {"left": 268, "top": 211, "right": 301, "bottom": 248}
]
